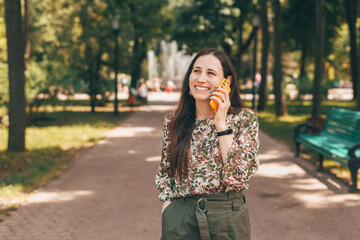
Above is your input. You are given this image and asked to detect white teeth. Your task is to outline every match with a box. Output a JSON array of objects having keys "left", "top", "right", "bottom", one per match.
[{"left": 195, "top": 86, "right": 210, "bottom": 91}]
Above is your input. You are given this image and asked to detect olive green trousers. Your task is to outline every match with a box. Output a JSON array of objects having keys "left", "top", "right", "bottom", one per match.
[{"left": 161, "top": 191, "right": 250, "bottom": 240}]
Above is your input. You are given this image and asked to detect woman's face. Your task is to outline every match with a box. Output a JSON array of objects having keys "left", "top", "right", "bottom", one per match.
[{"left": 189, "top": 54, "right": 224, "bottom": 102}]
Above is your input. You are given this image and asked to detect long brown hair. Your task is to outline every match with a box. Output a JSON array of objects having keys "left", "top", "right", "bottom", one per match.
[{"left": 167, "top": 48, "right": 246, "bottom": 181}]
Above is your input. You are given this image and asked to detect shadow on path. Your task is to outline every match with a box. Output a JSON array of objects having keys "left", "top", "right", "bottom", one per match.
[{"left": 248, "top": 132, "right": 360, "bottom": 240}]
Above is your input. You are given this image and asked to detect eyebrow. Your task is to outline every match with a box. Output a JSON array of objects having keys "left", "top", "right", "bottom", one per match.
[{"left": 193, "top": 66, "right": 218, "bottom": 73}]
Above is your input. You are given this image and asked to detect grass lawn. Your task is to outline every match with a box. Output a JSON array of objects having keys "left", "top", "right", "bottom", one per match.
[
  {"left": 254, "top": 99, "right": 358, "bottom": 188},
  {"left": 0, "top": 102, "right": 138, "bottom": 215}
]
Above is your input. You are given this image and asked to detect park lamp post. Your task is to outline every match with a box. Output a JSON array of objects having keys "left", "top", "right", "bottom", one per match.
[
  {"left": 111, "top": 14, "right": 120, "bottom": 116},
  {"left": 251, "top": 13, "right": 260, "bottom": 111}
]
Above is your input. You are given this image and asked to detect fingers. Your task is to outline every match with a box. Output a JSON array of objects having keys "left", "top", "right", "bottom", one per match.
[
  {"left": 209, "top": 92, "right": 225, "bottom": 102},
  {"left": 209, "top": 94, "right": 223, "bottom": 105},
  {"left": 162, "top": 200, "right": 172, "bottom": 213},
  {"left": 210, "top": 87, "right": 229, "bottom": 102}
]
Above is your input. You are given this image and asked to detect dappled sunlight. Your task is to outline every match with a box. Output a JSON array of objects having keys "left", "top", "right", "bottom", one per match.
[
  {"left": 145, "top": 155, "right": 161, "bottom": 162},
  {"left": 289, "top": 178, "right": 329, "bottom": 191},
  {"left": 258, "top": 111, "right": 308, "bottom": 123},
  {"left": 256, "top": 160, "right": 305, "bottom": 179},
  {"left": 107, "top": 126, "right": 155, "bottom": 138},
  {"left": 97, "top": 139, "right": 110, "bottom": 145},
  {"left": 24, "top": 190, "right": 94, "bottom": 205},
  {"left": 277, "top": 115, "right": 309, "bottom": 123},
  {"left": 290, "top": 177, "right": 344, "bottom": 191},
  {"left": 257, "top": 142, "right": 305, "bottom": 179},
  {"left": 258, "top": 149, "right": 292, "bottom": 160},
  {"left": 293, "top": 189, "right": 360, "bottom": 209},
  {"left": 253, "top": 130, "right": 360, "bottom": 214},
  {"left": 138, "top": 104, "right": 175, "bottom": 112},
  {"left": 38, "top": 105, "right": 138, "bottom": 113},
  {"left": 127, "top": 149, "right": 137, "bottom": 154},
  {"left": 0, "top": 184, "right": 29, "bottom": 208},
  {"left": 147, "top": 92, "right": 180, "bottom": 102}
]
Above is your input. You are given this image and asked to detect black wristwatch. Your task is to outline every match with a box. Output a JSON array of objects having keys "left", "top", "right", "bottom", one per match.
[{"left": 217, "top": 129, "right": 233, "bottom": 137}]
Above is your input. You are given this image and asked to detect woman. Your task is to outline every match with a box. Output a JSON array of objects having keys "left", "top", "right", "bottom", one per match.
[{"left": 155, "top": 48, "right": 259, "bottom": 240}]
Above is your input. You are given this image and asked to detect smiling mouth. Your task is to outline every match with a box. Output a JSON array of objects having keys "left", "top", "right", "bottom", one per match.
[{"left": 195, "top": 86, "right": 210, "bottom": 91}]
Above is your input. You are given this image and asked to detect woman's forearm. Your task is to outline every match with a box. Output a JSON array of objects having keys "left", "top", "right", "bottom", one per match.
[
  {"left": 215, "top": 122, "right": 234, "bottom": 163},
  {"left": 218, "top": 133, "right": 233, "bottom": 163}
]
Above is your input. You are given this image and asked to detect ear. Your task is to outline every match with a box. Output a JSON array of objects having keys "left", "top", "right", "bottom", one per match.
[{"left": 226, "top": 76, "right": 232, "bottom": 86}]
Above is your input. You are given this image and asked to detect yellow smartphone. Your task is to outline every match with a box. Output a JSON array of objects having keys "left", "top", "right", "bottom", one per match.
[{"left": 210, "top": 78, "right": 231, "bottom": 114}]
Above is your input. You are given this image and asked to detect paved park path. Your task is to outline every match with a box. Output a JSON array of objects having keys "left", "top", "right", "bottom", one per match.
[{"left": 1, "top": 92, "right": 360, "bottom": 240}]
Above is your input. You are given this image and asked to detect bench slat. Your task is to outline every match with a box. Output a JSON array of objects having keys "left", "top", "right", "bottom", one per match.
[
  {"left": 323, "top": 108, "right": 360, "bottom": 142},
  {"left": 297, "top": 133, "right": 360, "bottom": 160},
  {"left": 325, "top": 125, "right": 360, "bottom": 142}
]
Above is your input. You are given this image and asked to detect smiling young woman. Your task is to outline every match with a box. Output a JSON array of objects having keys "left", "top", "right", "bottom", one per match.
[{"left": 155, "top": 48, "right": 259, "bottom": 240}]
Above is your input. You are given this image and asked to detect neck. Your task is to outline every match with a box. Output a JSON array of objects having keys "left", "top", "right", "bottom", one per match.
[{"left": 195, "top": 100, "right": 215, "bottom": 120}]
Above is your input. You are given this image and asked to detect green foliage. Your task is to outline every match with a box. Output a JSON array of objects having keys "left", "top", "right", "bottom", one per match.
[
  {"left": 25, "top": 61, "right": 47, "bottom": 103},
  {"left": 328, "top": 23, "right": 352, "bottom": 81},
  {"left": 282, "top": 0, "right": 316, "bottom": 52},
  {"left": 0, "top": 63, "right": 8, "bottom": 108},
  {"left": 283, "top": 0, "right": 343, "bottom": 57},
  {"left": 172, "top": 0, "right": 250, "bottom": 54},
  {"left": 170, "top": 0, "right": 256, "bottom": 82},
  {"left": 111, "top": 0, "right": 171, "bottom": 85},
  {"left": 0, "top": 0, "right": 358, "bottom": 113},
  {"left": 0, "top": 1, "right": 8, "bottom": 109}
]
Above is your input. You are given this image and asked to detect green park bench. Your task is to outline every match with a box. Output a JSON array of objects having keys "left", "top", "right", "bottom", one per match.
[{"left": 293, "top": 107, "right": 360, "bottom": 192}]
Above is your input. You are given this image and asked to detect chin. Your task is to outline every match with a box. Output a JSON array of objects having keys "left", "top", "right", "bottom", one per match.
[{"left": 194, "top": 96, "right": 211, "bottom": 102}]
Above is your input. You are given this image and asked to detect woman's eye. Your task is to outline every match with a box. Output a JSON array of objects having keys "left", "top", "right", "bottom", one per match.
[
  {"left": 208, "top": 72, "right": 215, "bottom": 75},
  {"left": 193, "top": 69, "right": 200, "bottom": 73}
]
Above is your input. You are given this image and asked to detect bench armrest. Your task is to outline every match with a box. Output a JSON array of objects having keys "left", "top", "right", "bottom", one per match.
[
  {"left": 294, "top": 123, "right": 320, "bottom": 139},
  {"left": 349, "top": 142, "right": 360, "bottom": 161}
]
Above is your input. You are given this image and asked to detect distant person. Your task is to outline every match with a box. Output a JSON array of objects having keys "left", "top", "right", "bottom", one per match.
[
  {"left": 155, "top": 48, "right": 259, "bottom": 240},
  {"left": 165, "top": 80, "right": 174, "bottom": 93},
  {"left": 138, "top": 79, "right": 148, "bottom": 103},
  {"left": 146, "top": 79, "right": 153, "bottom": 91},
  {"left": 154, "top": 77, "right": 161, "bottom": 92},
  {"left": 120, "top": 74, "right": 128, "bottom": 92}
]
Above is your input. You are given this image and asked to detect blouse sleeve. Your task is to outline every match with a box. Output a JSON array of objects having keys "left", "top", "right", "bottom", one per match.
[
  {"left": 155, "top": 115, "right": 175, "bottom": 203},
  {"left": 221, "top": 109, "right": 259, "bottom": 189}
]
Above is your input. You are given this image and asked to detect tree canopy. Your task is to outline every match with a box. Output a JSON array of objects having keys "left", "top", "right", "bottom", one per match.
[{"left": 0, "top": 0, "right": 359, "bottom": 119}]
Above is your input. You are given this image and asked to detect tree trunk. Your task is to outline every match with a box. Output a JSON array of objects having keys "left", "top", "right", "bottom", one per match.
[
  {"left": 130, "top": 37, "right": 147, "bottom": 90},
  {"left": 24, "top": 0, "right": 30, "bottom": 69},
  {"left": 89, "top": 68, "right": 96, "bottom": 113},
  {"left": 258, "top": 0, "right": 270, "bottom": 112},
  {"left": 273, "top": 0, "right": 287, "bottom": 116},
  {"left": 236, "top": 14, "right": 244, "bottom": 81},
  {"left": 95, "top": 44, "right": 103, "bottom": 103},
  {"left": 84, "top": 42, "right": 96, "bottom": 113},
  {"left": 312, "top": 0, "right": 326, "bottom": 119},
  {"left": 345, "top": 0, "right": 359, "bottom": 107},
  {"left": 358, "top": 29, "right": 360, "bottom": 110},
  {"left": 236, "top": 14, "right": 255, "bottom": 84},
  {"left": 5, "top": 0, "right": 26, "bottom": 151},
  {"left": 299, "top": 42, "right": 308, "bottom": 81},
  {"left": 297, "top": 41, "right": 308, "bottom": 107},
  {"left": 222, "top": 42, "right": 231, "bottom": 58}
]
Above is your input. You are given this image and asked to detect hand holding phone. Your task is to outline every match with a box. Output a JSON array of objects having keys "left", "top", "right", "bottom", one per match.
[{"left": 210, "top": 78, "right": 231, "bottom": 114}]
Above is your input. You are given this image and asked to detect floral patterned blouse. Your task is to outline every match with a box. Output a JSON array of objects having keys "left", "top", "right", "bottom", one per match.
[{"left": 155, "top": 108, "right": 259, "bottom": 203}]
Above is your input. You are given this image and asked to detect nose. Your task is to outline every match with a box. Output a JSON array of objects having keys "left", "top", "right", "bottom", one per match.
[{"left": 197, "top": 72, "right": 208, "bottom": 82}]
